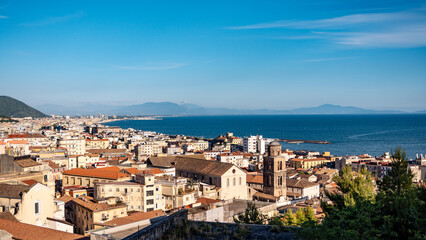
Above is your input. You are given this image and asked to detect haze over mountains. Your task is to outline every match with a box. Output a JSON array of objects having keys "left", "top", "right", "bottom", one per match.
[
  {"left": 37, "top": 101, "right": 418, "bottom": 116},
  {"left": 0, "top": 96, "right": 423, "bottom": 118}
]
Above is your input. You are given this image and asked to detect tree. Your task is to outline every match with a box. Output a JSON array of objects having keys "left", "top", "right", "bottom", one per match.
[
  {"left": 327, "top": 165, "right": 375, "bottom": 209},
  {"left": 234, "top": 201, "right": 264, "bottom": 224},
  {"left": 375, "top": 147, "right": 420, "bottom": 240},
  {"left": 283, "top": 209, "right": 296, "bottom": 226},
  {"left": 378, "top": 146, "right": 414, "bottom": 194},
  {"left": 304, "top": 206, "right": 316, "bottom": 222},
  {"left": 296, "top": 208, "right": 307, "bottom": 226},
  {"left": 268, "top": 215, "right": 284, "bottom": 227},
  {"left": 297, "top": 147, "right": 426, "bottom": 240}
]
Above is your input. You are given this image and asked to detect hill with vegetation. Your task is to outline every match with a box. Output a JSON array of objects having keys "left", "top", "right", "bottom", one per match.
[{"left": 0, "top": 96, "right": 47, "bottom": 118}]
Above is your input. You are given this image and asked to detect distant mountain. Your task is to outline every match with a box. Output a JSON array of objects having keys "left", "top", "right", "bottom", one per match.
[
  {"left": 116, "top": 102, "right": 188, "bottom": 115},
  {"left": 0, "top": 96, "right": 47, "bottom": 118},
  {"left": 414, "top": 110, "right": 426, "bottom": 114},
  {"left": 36, "top": 102, "right": 408, "bottom": 116},
  {"left": 283, "top": 104, "right": 405, "bottom": 115}
]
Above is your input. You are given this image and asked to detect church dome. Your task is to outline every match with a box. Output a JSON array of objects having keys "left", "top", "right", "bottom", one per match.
[{"left": 269, "top": 141, "right": 281, "bottom": 146}]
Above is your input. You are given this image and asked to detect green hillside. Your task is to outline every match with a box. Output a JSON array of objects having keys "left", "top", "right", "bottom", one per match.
[{"left": 0, "top": 96, "right": 48, "bottom": 118}]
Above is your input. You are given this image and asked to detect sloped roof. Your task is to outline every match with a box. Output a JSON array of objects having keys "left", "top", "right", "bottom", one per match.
[
  {"left": 0, "top": 183, "right": 30, "bottom": 199},
  {"left": 14, "top": 158, "right": 41, "bottom": 168},
  {"left": 58, "top": 195, "right": 74, "bottom": 204},
  {"left": 7, "top": 140, "right": 29, "bottom": 144},
  {"left": 147, "top": 156, "right": 178, "bottom": 168},
  {"left": 21, "top": 179, "right": 38, "bottom": 187},
  {"left": 196, "top": 197, "right": 221, "bottom": 205},
  {"left": 0, "top": 212, "right": 18, "bottom": 222},
  {"left": 247, "top": 175, "right": 263, "bottom": 185},
  {"left": 45, "top": 160, "right": 60, "bottom": 169},
  {"left": 63, "top": 167, "right": 129, "bottom": 180},
  {"left": 139, "top": 168, "right": 163, "bottom": 175},
  {"left": 72, "top": 196, "right": 123, "bottom": 212},
  {"left": 101, "top": 209, "right": 164, "bottom": 226},
  {"left": 0, "top": 219, "right": 87, "bottom": 240},
  {"left": 122, "top": 167, "right": 139, "bottom": 175},
  {"left": 148, "top": 156, "right": 235, "bottom": 177},
  {"left": 286, "top": 179, "right": 319, "bottom": 189}
]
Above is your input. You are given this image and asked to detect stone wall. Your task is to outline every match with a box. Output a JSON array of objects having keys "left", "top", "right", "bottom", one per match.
[{"left": 188, "top": 221, "right": 298, "bottom": 240}]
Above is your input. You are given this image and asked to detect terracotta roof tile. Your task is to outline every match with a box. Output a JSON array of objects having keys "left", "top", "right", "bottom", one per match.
[
  {"left": 72, "top": 196, "right": 124, "bottom": 212},
  {"left": 7, "top": 140, "right": 29, "bottom": 144},
  {"left": 0, "top": 218, "right": 87, "bottom": 240},
  {"left": 196, "top": 197, "right": 221, "bottom": 205},
  {"left": 101, "top": 210, "right": 164, "bottom": 226},
  {"left": 247, "top": 175, "right": 263, "bottom": 185},
  {"left": 63, "top": 167, "right": 129, "bottom": 180},
  {"left": 21, "top": 179, "right": 38, "bottom": 186},
  {"left": 0, "top": 183, "right": 30, "bottom": 199},
  {"left": 148, "top": 156, "right": 235, "bottom": 177},
  {"left": 14, "top": 158, "right": 41, "bottom": 168},
  {"left": 140, "top": 168, "right": 163, "bottom": 175},
  {"left": 0, "top": 212, "right": 18, "bottom": 222}
]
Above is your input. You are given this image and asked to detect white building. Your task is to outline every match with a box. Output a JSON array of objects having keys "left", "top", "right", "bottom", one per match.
[
  {"left": 243, "top": 136, "right": 257, "bottom": 153},
  {"left": 58, "top": 137, "right": 85, "bottom": 155},
  {"left": 243, "top": 135, "right": 265, "bottom": 154}
]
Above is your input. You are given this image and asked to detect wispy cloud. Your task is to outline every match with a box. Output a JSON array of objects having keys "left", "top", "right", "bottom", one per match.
[
  {"left": 0, "top": 15, "right": 7, "bottom": 19},
  {"left": 111, "top": 63, "right": 188, "bottom": 71},
  {"left": 21, "top": 11, "right": 84, "bottom": 26},
  {"left": 228, "top": 8, "right": 426, "bottom": 48},
  {"left": 228, "top": 11, "right": 419, "bottom": 30},
  {"left": 301, "top": 57, "right": 356, "bottom": 63}
]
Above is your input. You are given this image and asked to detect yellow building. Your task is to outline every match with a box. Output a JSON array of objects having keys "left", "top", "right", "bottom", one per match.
[
  {"left": 62, "top": 167, "right": 131, "bottom": 188},
  {"left": 85, "top": 139, "right": 110, "bottom": 149},
  {"left": 290, "top": 158, "right": 331, "bottom": 169},
  {"left": 59, "top": 195, "right": 127, "bottom": 234},
  {"left": 94, "top": 177, "right": 165, "bottom": 212}
]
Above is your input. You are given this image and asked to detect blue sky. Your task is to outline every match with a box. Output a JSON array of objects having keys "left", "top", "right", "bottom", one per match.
[{"left": 0, "top": 0, "right": 426, "bottom": 111}]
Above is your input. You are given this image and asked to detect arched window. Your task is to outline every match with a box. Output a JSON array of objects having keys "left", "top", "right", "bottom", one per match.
[
  {"left": 233, "top": 178, "right": 236, "bottom": 186},
  {"left": 227, "top": 178, "right": 229, "bottom": 187},
  {"left": 239, "top": 177, "right": 242, "bottom": 185}
]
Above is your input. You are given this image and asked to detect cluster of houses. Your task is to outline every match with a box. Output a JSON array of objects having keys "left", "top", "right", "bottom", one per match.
[{"left": 0, "top": 116, "right": 424, "bottom": 239}]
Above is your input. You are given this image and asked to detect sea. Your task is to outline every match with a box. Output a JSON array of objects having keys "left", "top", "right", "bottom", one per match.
[{"left": 104, "top": 115, "right": 426, "bottom": 159}]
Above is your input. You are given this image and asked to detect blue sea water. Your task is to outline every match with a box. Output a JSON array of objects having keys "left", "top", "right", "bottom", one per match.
[{"left": 104, "top": 115, "right": 426, "bottom": 159}]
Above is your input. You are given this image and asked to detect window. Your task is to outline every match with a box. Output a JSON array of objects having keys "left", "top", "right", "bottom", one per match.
[
  {"left": 146, "top": 199, "right": 154, "bottom": 205},
  {"left": 35, "top": 202, "right": 40, "bottom": 215},
  {"left": 146, "top": 190, "right": 154, "bottom": 196},
  {"left": 239, "top": 177, "right": 242, "bottom": 185},
  {"left": 233, "top": 178, "right": 236, "bottom": 186},
  {"left": 227, "top": 178, "right": 229, "bottom": 187}
]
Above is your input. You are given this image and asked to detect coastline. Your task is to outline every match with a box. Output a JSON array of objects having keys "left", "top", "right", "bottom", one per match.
[{"left": 97, "top": 116, "right": 163, "bottom": 124}]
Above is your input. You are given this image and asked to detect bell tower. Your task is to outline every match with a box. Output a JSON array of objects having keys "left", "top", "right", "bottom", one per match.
[{"left": 263, "top": 141, "right": 286, "bottom": 198}]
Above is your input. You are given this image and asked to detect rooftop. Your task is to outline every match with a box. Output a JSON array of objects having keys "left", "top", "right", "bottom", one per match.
[
  {"left": 0, "top": 218, "right": 87, "bottom": 240},
  {"left": 63, "top": 167, "right": 129, "bottom": 180}
]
